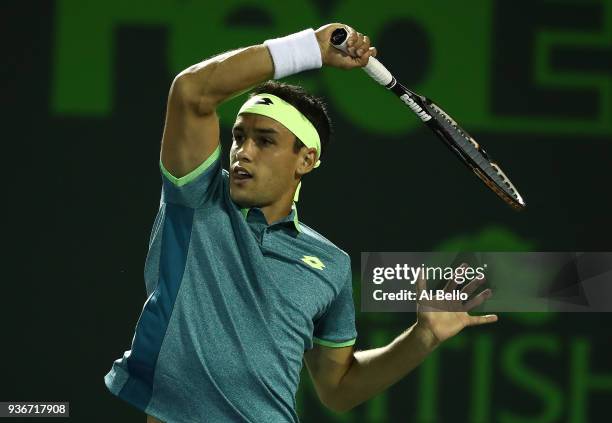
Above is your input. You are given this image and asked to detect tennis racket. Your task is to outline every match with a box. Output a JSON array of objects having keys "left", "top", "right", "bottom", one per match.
[{"left": 330, "top": 27, "right": 526, "bottom": 210}]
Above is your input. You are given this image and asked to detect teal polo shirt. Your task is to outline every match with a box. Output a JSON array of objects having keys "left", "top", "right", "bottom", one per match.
[{"left": 104, "top": 144, "right": 357, "bottom": 423}]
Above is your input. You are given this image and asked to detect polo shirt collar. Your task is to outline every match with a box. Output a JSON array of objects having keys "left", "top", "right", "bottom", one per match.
[{"left": 240, "top": 203, "right": 301, "bottom": 234}]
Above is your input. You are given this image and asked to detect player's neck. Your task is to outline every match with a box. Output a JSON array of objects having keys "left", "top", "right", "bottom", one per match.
[{"left": 259, "top": 189, "right": 295, "bottom": 225}]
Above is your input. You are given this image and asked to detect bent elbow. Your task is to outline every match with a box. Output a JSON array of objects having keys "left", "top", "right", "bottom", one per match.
[
  {"left": 171, "top": 68, "right": 218, "bottom": 116},
  {"left": 321, "top": 395, "right": 357, "bottom": 414},
  {"left": 326, "top": 403, "right": 350, "bottom": 414}
]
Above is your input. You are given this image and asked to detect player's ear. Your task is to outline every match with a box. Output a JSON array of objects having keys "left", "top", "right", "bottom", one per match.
[{"left": 296, "top": 147, "right": 317, "bottom": 176}]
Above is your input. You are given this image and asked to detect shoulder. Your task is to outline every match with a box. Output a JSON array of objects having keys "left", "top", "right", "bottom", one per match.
[{"left": 297, "top": 222, "right": 351, "bottom": 270}]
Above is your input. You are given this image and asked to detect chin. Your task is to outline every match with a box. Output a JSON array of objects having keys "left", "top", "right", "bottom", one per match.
[{"left": 229, "top": 188, "right": 256, "bottom": 208}]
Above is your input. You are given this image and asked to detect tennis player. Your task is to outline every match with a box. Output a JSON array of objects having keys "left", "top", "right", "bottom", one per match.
[{"left": 104, "top": 23, "right": 498, "bottom": 423}]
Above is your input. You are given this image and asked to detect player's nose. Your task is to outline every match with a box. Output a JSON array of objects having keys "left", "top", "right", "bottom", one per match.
[{"left": 236, "top": 137, "right": 256, "bottom": 162}]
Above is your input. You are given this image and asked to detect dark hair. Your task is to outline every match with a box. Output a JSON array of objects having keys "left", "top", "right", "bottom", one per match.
[{"left": 250, "top": 81, "right": 332, "bottom": 156}]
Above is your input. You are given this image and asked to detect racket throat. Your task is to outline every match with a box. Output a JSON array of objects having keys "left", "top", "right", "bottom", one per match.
[{"left": 398, "top": 93, "right": 432, "bottom": 122}]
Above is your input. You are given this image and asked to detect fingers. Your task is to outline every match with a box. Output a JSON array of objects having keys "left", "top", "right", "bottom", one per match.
[
  {"left": 356, "top": 47, "right": 376, "bottom": 66},
  {"left": 356, "top": 34, "right": 371, "bottom": 58},
  {"left": 443, "top": 262, "right": 467, "bottom": 293},
  {"left": 467, "top": 314, "right": 498, "bottom": 326},
  {"left": 463, "top": 288, "right": 493, "bottom": 311},
  {"left": 347, "top": 30, "right": 373, "bottom": 59},
  {"left": 346, "top": 30, "right": 359, "bottom": 55},
  {"left": 460, "top": 272, "right": 487, "bottom": 296},
  {"left": 416, "top": 271, "right": 426, "bottom": 296},
  {"left": 322, "top": 25, "right": 376, "bottom": 69}
]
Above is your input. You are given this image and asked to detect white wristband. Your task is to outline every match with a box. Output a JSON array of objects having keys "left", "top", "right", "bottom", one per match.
[{"left": 264, "top": 28, "right": 323, "bottom": 79}]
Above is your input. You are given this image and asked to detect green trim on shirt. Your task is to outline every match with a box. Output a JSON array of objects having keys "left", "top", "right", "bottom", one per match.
[
  {"left": 312, "top": 337, "right": 356, "bottom": 348},
  {"left": 240, "top": 204, "right": 301, "bottom": 233},
  {"left": 160, "top": 144, "right": 221, "bottom": 187},
  {"left": 292, "top": 204, "right": 302, "bottom": 233}
]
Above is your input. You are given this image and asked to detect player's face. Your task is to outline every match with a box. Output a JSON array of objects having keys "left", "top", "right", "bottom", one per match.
[{"left": 229, "top": 113, "right": 301, "bottom": 208}]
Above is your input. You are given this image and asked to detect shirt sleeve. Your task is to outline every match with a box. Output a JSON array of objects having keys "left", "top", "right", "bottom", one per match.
[
  {"left": 159, "top": 145, "right": 222, "bottom": 208},
  {"left": 312, "top": 262, "right": 357, "bottom": 348}
]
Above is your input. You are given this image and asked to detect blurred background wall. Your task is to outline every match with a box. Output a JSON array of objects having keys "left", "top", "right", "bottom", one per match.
[{"left": 3, "top": 0, "right": 611, "bottom": 421}]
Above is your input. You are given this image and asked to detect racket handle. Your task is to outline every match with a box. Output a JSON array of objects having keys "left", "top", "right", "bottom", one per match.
[{"left": 330, "top": 27, "right": 395, "bottom": 87}]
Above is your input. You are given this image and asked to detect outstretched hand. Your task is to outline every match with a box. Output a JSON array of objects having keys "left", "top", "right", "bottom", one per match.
[
  {"left": 315, "top": 23, "right": 377, "bottom": 69},
  {"left": 415, "top": 263, "right": 498, "bottom": 348}
]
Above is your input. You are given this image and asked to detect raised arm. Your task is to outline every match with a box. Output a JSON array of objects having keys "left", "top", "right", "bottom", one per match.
[
  {"left": 160, "top": 24, "right": 376, "bottom": 179},
  {"left": 160, "top": 46, "right": 274, "bottom": 178}
]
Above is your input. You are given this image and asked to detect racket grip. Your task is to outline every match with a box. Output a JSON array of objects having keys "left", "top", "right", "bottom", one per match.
[{"left": 330, "top": 27, "right": 394, "bottom": 87}]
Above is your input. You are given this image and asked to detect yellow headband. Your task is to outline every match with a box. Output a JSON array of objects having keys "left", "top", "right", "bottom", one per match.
[{"left": 238, "top": 93, "right": 321, "bottom": 202}]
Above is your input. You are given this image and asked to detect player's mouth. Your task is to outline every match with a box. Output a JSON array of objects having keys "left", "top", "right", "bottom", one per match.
[{"left": 231, "top": 165, "right": 253, "bottom": 184}]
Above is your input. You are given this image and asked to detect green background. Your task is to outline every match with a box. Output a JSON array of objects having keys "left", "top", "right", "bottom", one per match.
[{"left": 3, "top": 0, "right": 611, "bottom": 421}]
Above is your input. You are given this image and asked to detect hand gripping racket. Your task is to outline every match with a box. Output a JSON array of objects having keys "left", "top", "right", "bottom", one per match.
[{"left": 330, "top": 27, "right": 526, "bottom": 210}]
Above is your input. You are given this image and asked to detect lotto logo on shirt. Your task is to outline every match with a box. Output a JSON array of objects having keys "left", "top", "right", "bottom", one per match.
[{"left": 301, "top": 256, "right": 325, "bottom": 270}]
